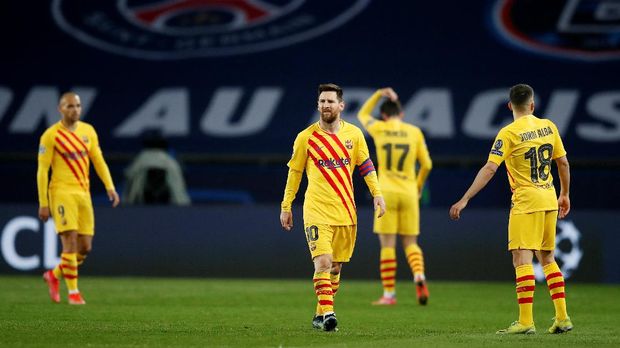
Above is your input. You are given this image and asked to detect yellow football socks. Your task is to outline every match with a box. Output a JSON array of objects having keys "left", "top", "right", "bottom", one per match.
[
  {"left": 52, "top": 264, "right": 63, "bottom": 279},
  {"left": 331, "top": 272, "right": 341, "bottom": 297},
  {"left": 60, "top": 253, "right": 79, "bottom": 293},
  {"left": 405, "top": 244, "right": 425, "bottom": 280},
  {"left": 515, "top": 264, "right": 535, "bottom": 326},
  {"left": 313, "top": 272, "right": 334, "bottom": 314},
  {"left": 543, "top": 262, "right": 568, "bottom": 321},
  {"left": 77, "top": 253, "right": 87, "bottom": 266},
  {"left": 316, "top": 272, "right": 341, "bottom": 315},
  {"left": 379, "top": 248, "right": 397, "bottom": 295}
]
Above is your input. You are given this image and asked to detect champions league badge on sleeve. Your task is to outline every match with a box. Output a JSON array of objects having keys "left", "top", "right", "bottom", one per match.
[
  {"left": 51, "top": 0, "right": 370, "bottom": 60},
  {"left": 490, "top": 139, "right": 504, "bottom": 156},
  {"left": 491, "top": 0, "right": 620, "bottom": 61}
]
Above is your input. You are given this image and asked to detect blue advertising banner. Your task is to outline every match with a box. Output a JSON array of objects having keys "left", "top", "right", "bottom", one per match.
[{"left": 1, "top": 204, "right": 617, "bottom": 283}]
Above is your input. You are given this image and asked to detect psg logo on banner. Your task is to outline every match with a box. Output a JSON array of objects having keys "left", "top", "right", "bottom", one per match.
[
  {"left": 51, "top": 0, "right": 370, "bottom": 60},
  {"left": 491, "top": 0, "right": 620, "bottom": 61}
]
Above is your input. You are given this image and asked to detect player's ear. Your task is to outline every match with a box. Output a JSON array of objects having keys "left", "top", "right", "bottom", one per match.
[
  {"left": 530, "top": 101, "right": 535, "bottom": 112},
  {"left": 381, "top": 113, "right": 388, "bottom": 121},
  {"left": 507, "top": 102, "right": 513, "bottom": 111}
]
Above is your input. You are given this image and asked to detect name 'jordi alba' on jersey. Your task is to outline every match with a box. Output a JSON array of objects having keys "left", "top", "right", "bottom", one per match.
[{"left": 488, "top": 115, "right": 566, "bottom": 214}]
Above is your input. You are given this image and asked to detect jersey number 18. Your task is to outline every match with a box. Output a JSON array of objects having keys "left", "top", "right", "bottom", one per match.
[{"left": 524, "top": 143, "right": 553, "bottom": 183}]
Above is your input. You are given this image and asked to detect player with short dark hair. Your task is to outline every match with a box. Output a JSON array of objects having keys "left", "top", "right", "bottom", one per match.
[
  {"left": 450, "top": 83, "right": 573, "bottom": 334},
  {"left": 281, "top": 83, "right": 386, "bottom": 331},
  {"left": 358, "top": 87, "right": 432, "bottom": 306},
  {"left": 318, "top": 83, "right": 343, "bottom": 101},
  {"left": 38, "top": 92, "right": 120, "bottom": 305}
]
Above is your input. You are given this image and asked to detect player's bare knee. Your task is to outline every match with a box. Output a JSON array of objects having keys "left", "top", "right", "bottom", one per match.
[
  {"left": 537, "top": 250, "right": 555, "bottom": 265},
  {"left": 400, "top": 235, "right": 417, "bottom": 246},
  {"left": 511, "top": 249, "right": 534, "bottom": 267},
  {"left": 79, "top": 245, "right": 92, "bottom": 255},
  {"left": 59, "top": 230, "right": 79, "bottom": 252},
  {"left": 313, "top": 255, "right": 332, "bottom": 273}
]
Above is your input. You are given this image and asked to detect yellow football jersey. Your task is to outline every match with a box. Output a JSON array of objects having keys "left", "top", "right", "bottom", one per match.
[
  {"left": 283, "top": 121, "right": 381, "bottom": 225},
  {"left": 358, "top": 91, "right": 432, "bottom": 196},
  {"left": 487, "top": 115, "right": 566, "bottom": 214},
  {"left": 37, "top": 121, "right": 115, "bottom": 207}
]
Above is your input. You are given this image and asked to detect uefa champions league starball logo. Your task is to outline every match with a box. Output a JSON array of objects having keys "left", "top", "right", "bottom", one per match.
[
  {"left": 51, "top": 0, "right": 370, "bottom": 59},
  {"left": 534, "top": 220, "right": 583, "bottom": 281}
]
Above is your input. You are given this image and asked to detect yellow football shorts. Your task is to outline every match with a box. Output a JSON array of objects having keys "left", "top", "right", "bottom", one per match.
[
  {"left": 374, "top": 191, "right": 419, "bottom": 235},
  {"left": 49, "top": 189, "right": 95, "bottom": 235},
  {"left": 303, "top": 223, "right": 357, "bottom": 262},
  {"left": 508, "top": 210, "right": 558, "bottom": 251}
]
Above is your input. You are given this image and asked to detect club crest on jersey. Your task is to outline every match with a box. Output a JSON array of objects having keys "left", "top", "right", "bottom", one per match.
[
  {"left": 82, "top": 135, "right": 89, "bottom": 143},
  {"left": 490, "top": 139, "right": 504, "bottom": 156},
  {"left": 345, "top": 139, "right": 353, "bottom": 149}
]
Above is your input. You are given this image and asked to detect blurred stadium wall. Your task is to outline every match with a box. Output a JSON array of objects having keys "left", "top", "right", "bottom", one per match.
[{"left": 1, "top": 205, "right": 618, "bottom": 283}]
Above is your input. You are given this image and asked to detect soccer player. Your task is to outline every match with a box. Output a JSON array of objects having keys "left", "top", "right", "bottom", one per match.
[
  {"left": 449, "top": 84, "right": 573, "bottom": 334},
  {"left": 38, "top": 92, "right": 120, "bottom": 305},
  {"left": 280, "top": 83, "right": 386, "bottom": 331},
  {"left": 357, "top": 87, "right": 432, "bottom": 306}
]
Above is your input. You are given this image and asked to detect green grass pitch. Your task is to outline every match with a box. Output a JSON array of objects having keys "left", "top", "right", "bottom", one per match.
[{"left": 1, "top": 276, "right": 618, "bottom": 347}]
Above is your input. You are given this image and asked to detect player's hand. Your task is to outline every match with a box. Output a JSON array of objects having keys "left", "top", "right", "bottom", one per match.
[
  {"left": 449, "top": 199, "right": 468, "bottom": 220},
  {"left": 558, "top": 195, "right": 570, "bottom": 219},
  {"left": 374, "top": 196, "right": 386, "bottom": 218},
  {"left": 380, "top": 87, "right": 398, "bottom": 101},
  {"left": 108, "top": 190, "right": 120, "bottom": 207},
  {"left": 38, "top": 207, "right": 50, "bottom": 222},
  {"left": 280, "top": 211, "right": 293, "bottom": 231}
]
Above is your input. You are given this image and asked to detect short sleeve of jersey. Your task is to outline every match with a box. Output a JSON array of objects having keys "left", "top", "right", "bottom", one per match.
[
  {"left": 487, "top": 128, "right": 511, "bottom": 165},
  {"left": 550, "top": 122, "right": 567, "bottom": 159},
  {"left": 287, "top": 132, "right": 308, "bottom": 172}
]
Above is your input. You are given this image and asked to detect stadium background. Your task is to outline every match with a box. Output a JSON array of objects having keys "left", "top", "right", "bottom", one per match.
[{"left": 1, "top": 1, "right": 618, "bottom": 283}]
